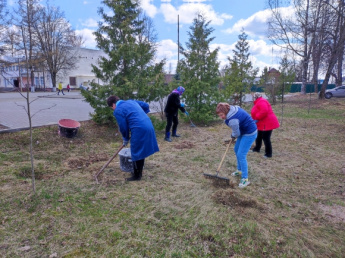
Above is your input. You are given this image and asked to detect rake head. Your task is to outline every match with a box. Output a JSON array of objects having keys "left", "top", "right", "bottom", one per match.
[{"left": 203, "top": 173, "right": 230, "bottom": 185}]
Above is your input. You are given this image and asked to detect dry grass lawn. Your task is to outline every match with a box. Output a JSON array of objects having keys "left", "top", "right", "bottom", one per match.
[{"left": 0, "top": 94, "right": 344, "bottom": 257}]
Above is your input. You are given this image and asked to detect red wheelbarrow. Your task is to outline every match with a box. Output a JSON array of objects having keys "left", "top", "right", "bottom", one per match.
[{"left": 58, "top": 119, "right": 81, "bottom": 138}]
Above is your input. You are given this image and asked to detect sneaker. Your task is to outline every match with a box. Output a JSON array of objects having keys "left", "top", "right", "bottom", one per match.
[
  {"left": 251, "top": 149, "right": 260, "bottom": 153},
  {"left": 164, "top": 137, "right": 172, "bottom": 142},
  {"left": 239, "top": 178, "right": 250, "bottom": 188},
  {"left": 231, "top": 170, "right": 241, "bottom": 177},
  {"left": 263, "top": 154, "right": 272, "bottom": 158},
  {"left": 172, "top": 134, "right": 180, "bottom": 137}
]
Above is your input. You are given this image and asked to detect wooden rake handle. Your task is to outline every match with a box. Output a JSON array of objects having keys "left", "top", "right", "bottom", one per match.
[
  {"left": 216, "top": 139, "right": 234, "bottom": 173},
  {"left": 94, "top": 145, "right": 124, "bottom": 183}
]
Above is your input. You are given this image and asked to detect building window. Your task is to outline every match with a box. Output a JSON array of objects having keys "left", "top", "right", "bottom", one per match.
[
  {"left": 40, "top": 77, "right": 44, "bottom": 85},
  {"left": 69, "top": 77, "right": 76, "bottom": 86},
  {"left": 35, "top": 77, "right": 39, "bottom": 86}
]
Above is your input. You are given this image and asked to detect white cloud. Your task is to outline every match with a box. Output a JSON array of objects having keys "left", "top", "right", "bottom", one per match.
[
  {"left": 81, "top": 18, "right": 98, "bottom": 28},
  {"left": 210, "top": 39, "right": 284, "bottom": 73},
  {"left": 159, "top": 3, "right": 232, "bottom": 25},
  {"left": 155, "top": 39, "right": 179, "bottom": 73},
  {"left": 156, "top": 39, "right": 178, "bottom": 60},
  {"left": 76, "top": 28, "right": 97, "bottom": 49},
  {"left": 223, "top": 6, "right": 296, "bottom": 39},
  {"left": 182, "top": 0, "right": 208, "bottom": 2},
  {"left": 140, "top": 0, "right": 158, "bottom": 18},
  {"left": 223, "top": 9, "right": 271, "bottom": 38}
]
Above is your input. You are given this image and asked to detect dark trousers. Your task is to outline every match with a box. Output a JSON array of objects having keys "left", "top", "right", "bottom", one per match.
[
  {"left": 132, "top": 159, "right": 145, "bottom": 179},
  {"left": 165, "top": 113, "right": 178, "bottom": 133},
  {"left": 253, "top": 130, "right": 273, "bottom": 157}
]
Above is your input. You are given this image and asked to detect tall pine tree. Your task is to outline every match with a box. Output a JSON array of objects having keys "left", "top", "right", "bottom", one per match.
[
  {"left": 82, "top": 0, "right": 165, "bottom": 124},
  {"left": 177, "top": 14, "right": 220, "bottom": 124},
  {"left": 224, "top": 29, "right": 258, "bottom": 106}
]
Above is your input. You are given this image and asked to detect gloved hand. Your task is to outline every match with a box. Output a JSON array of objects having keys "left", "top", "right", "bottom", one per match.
[
  {"left": 185, "top": 111, "right": 189, "bottom": 116},
  {"left": 180, "top": 103, "right": 185, "bottom": 107},
  {"left": 123, "top": 140, "right": 129, "bottom": 147}
]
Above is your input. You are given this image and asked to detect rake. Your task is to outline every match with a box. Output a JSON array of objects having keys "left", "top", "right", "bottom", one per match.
[
  {"left": 185, "top": 112, "right": 196, "bottom": 127},
  {"left": 94, "top": 145, "right": 124, "bottom": 183},
  {"left": 203, "top": 139, "right": 234, "bottom": 184}
]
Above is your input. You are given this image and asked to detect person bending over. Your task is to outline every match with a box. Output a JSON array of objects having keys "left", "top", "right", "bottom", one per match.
[
  {"left": 216, "top": 103, "right": 257, "bottom": 188},
  {"left": 107, "top": 95, "right": 159, "bottom": 181}
]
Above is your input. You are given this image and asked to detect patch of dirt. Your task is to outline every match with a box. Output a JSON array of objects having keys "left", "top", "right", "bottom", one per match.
[
  {"left": 319, "top": 204, "right": 345, "bottom": 223},
  {"left": 212, "top": 189, "right": 259, "bottom": 209},
  {"left": 174, "top": 141, "right": 194, "bottom": 149},
  {"left": 66, "top": 154, "right": 109, "bottom": 169}
]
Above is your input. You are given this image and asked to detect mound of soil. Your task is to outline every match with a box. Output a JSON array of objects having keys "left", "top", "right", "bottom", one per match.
[
  {"left": 212, "top": 189, "right": 258, "bottom": 208},
  {"left": 66, "top": 154, "right": 109, "bottom": 169}
]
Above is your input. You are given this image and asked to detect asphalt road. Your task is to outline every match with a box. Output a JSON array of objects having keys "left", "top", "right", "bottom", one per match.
[
  {"left": 0, "top": 91, "right": 94, "bottom": 133},
  {"left": 0, "top": 90, "right": 261, "bottom": 133}
]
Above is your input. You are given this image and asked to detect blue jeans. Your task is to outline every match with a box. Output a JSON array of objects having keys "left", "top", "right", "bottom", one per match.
[{"left": 234, "top": 132, "right": 257, "bottom": 179}]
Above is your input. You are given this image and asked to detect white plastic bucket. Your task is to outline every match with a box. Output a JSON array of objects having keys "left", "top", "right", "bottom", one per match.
[{"left": 118, "top": 148, "right": 133, "bottom": 172}]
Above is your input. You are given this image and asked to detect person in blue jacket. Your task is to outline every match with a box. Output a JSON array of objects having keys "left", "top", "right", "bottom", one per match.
[
  {"left": 107, "top": 95, "right": 159, "bottom": 181},
  {"left": 216, "top": 102, "right": 257, "bottom": 188}
]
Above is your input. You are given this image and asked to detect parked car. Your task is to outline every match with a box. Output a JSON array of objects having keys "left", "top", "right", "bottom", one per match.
[{"left": 324, "top": 85, "right": 345, "bottom": 99}]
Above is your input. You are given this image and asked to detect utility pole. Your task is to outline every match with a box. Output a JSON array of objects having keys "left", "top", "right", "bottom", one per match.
[{"left": 177, "top": 14, "right": 179, "bottom": 64}]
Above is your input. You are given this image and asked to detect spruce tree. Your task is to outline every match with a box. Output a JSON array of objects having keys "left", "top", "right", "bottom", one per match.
[
  {"left": 177, "top": 14, "right": 220, "bottom": 124},
  {"left": 224, "top": 29, "right": 258, "bottom": 106},
  {"left": 82, "top": 0, "right": 165, "bottom": 124}
]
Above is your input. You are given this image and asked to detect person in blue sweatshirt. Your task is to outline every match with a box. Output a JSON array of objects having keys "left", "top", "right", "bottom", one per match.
[
  {"left": 107, "top": 95, "right": 159, "bottom": 181},
  {"left": 216, "top": 102, "right": 257, "bottom": 188}
]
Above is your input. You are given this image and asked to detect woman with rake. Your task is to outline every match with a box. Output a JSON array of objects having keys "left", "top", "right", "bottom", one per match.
[{"left": 216, "top": 103, "right": 257, "bottom": 188}]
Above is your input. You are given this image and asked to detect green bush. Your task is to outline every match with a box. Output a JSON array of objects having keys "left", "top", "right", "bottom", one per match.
[{"left": 149, "top": 115, "right": 166, "bottom": 131}]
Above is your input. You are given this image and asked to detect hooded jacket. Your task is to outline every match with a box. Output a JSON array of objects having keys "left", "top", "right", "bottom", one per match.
[
  {"left": 225, "top": 106, "right": 257, "bottom": 138},
  {"left": 164, "top": 92, "right": 186, "bottom": 115},
  {"left": 251, "top": 97, "right": 279, "bottom": 131}
]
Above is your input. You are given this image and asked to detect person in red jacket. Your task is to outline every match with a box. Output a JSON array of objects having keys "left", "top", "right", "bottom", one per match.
[{"left": 250, "top": 94, "right": 279, "bottom": 158}]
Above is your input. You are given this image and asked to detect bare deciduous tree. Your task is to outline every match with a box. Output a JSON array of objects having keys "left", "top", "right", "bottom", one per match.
[
  {"left": 14, "top": 0, "right": 41, "bottom": 193},
  {"left": 0, "top": 0, "right": 8, "bottom": 51},
  {"left": 33, "top": 4, "right": 82, "bottom": 89},
  {"left": 319, "top": 0, "right": 345, "bottom": 98},
  {"left": 267, "top": 0, "right": 319, "bottom": 94}
]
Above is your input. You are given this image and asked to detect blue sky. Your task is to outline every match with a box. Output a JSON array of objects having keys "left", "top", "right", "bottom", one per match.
[{"left": 11, "top": 0, "right": 282, "bottom": 74}]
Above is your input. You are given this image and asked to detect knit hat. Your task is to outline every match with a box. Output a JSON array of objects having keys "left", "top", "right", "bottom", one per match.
[
  {"left": 176, "top": 86, "right": 185, "bottom": 95},
  {"left": 216, "top": 102, "right": 230, "bottom": 115}
]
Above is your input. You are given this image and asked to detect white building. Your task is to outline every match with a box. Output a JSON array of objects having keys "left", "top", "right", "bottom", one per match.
[
  {"left": 0, "top": 47, "right": 106, "bottom": 91},
  {"left": 61, "top": 48, "right": 106, "bottom": 90}
]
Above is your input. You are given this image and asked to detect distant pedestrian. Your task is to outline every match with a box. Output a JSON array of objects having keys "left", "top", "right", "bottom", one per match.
[
  {"left": 67, "top": 84, "right": 70, "bottom": 92},
  {"left": 57, "top": 82, "right": 65, "bottom": 95},
  {"left": 164, "top": 86, "right": 188, "bottom": 142},
  {"left": 250, "top": 94, "right": 279, "bottom": 158},
  {"left": 107, "top": 95, "right": 159, "bottom": 181}
]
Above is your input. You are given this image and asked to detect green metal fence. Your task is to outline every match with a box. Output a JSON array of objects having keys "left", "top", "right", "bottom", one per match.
[{"left": 250, "top": 84, "right": 335, "bottom": 93}]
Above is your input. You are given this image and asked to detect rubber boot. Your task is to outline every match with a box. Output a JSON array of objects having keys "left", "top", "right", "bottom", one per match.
[
  {"left": 172, "top": 130, "right": 180, "bottom": 137},
  {"left": 126, "top": 168, "right": 141, "bottom": 181},
  {"left": 164, "top": 132, "right": 172, "bottom": 142}
]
